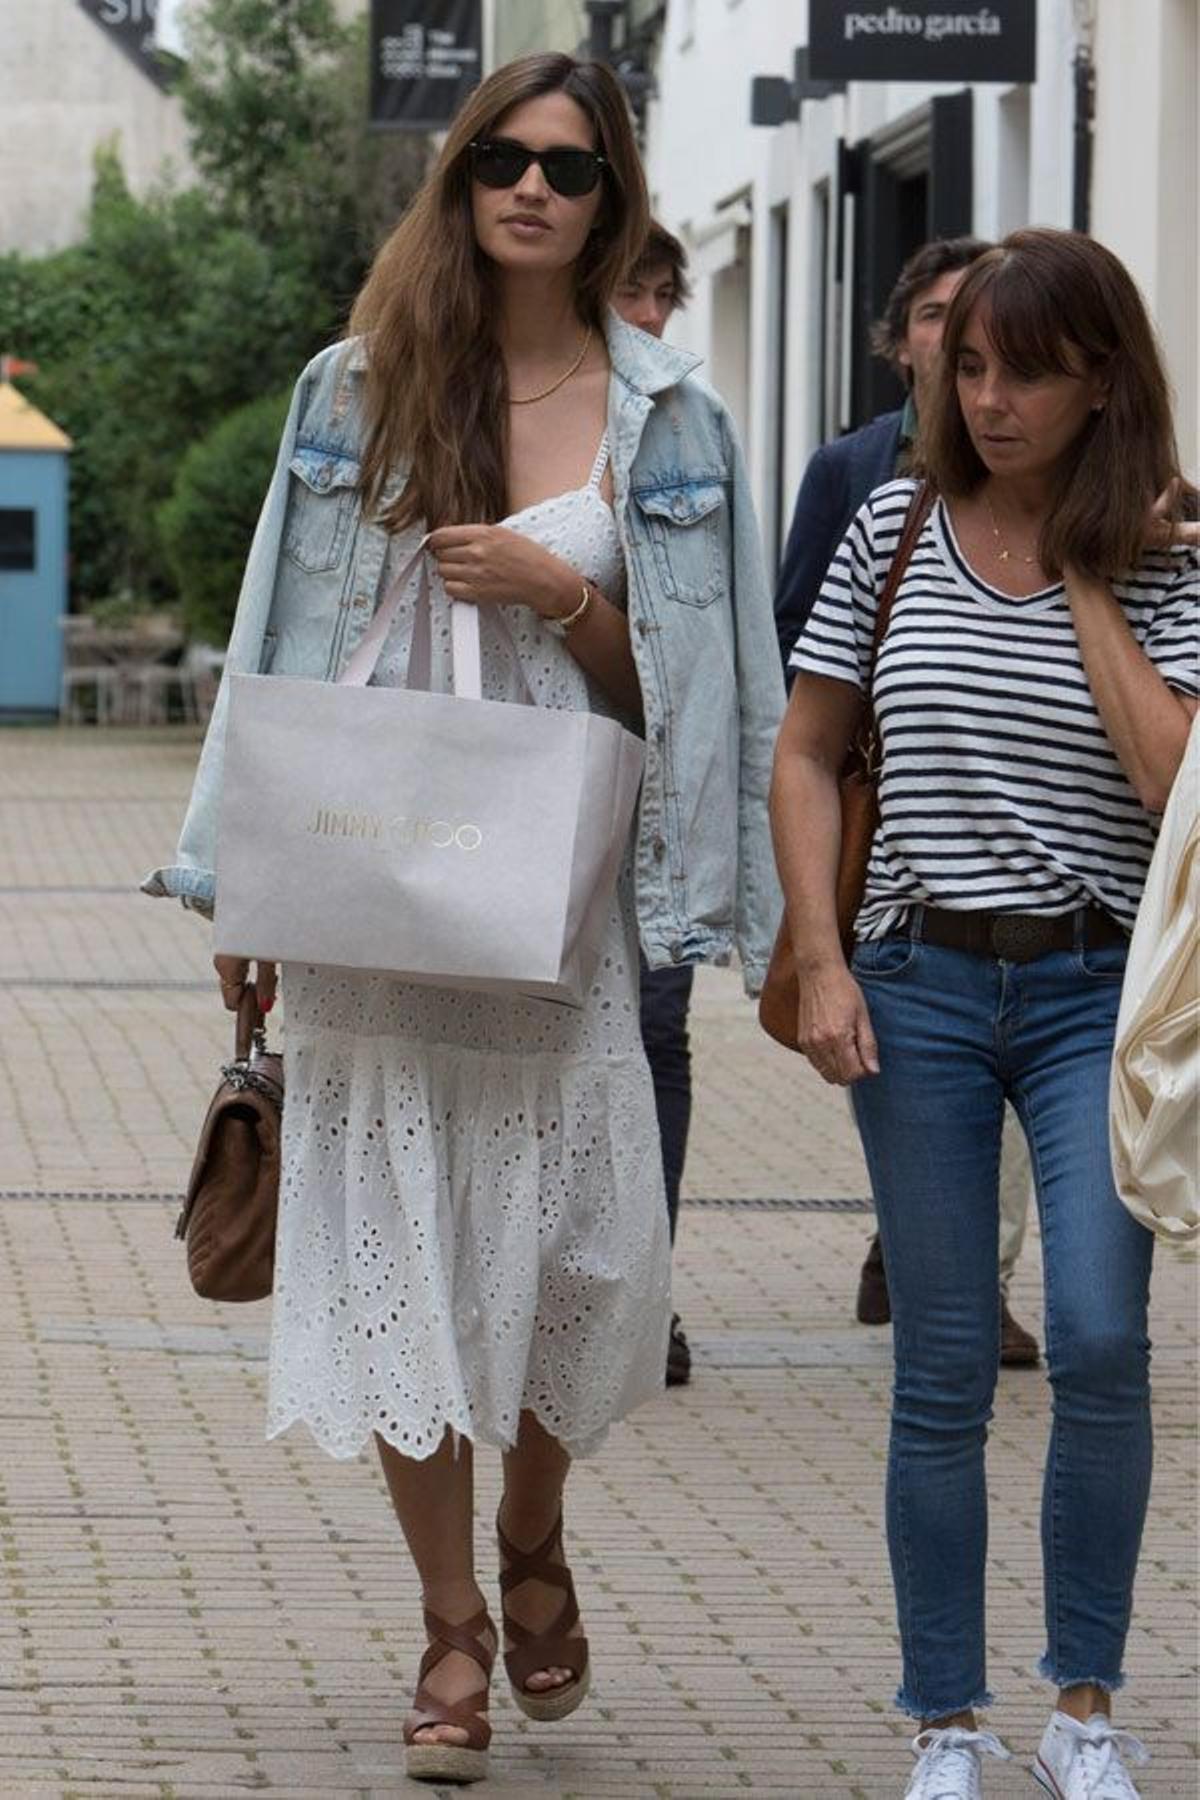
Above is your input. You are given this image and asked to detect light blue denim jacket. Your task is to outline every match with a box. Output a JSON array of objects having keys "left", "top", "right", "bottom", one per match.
[{"left": 142, "top": 311, "right": 784, "bottom": 989}]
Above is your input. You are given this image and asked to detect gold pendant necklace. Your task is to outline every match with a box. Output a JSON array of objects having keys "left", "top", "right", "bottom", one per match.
[
  {"left": 984, "top": 492, "right": 1037, "bottom": 566},
  {"left": 508, "top": 324, "right": 593, "bottom": 406}
]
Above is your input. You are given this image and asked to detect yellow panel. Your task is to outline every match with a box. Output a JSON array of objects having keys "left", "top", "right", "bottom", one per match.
[{"left": 0, "top": 381, "right": 73, "bottom": 453}]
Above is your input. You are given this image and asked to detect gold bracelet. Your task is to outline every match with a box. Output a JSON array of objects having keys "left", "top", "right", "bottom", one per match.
[{"left": 550, "top": 578, "right": 593, "bottom": 636}]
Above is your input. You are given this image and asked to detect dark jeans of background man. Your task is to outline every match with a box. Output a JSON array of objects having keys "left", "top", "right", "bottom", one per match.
[{"left": 639, "top": 958, "right": 695, "bottom": 1243}]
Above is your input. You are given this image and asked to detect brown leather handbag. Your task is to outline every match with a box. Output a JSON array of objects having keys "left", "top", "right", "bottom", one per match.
[
  {"left": 176, "top": 984, "right": 282, "bottom": 1301},
  {"left": 759, "top": 483, "right": 935, "bottom": 1052}
]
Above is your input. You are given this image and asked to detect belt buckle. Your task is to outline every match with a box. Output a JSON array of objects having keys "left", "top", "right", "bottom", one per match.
[{"left": 990, "top": 913, "right": 1052, "bottom": 963}]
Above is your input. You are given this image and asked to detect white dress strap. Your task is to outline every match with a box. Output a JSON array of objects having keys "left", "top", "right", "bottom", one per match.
[{"left": 586, "top": 432, "right": 611, "bottom": 490}]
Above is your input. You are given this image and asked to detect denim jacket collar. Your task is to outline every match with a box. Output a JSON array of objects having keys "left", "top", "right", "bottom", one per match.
[
  {"left": 603, "top": 310, "right": 701, "bottom": 395},
  {"left": 341, "top": 308, "right": 700, "bottom": 396}
]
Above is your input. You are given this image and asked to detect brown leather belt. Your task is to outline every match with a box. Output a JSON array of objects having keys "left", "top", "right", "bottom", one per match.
[{"left": 912, "top": 904, "right": 1127, "bottom": 965}]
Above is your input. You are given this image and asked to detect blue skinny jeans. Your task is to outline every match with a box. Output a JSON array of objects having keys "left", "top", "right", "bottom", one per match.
[{"left": 848, "top": 923, "right": 1153, "bottom": 1721}]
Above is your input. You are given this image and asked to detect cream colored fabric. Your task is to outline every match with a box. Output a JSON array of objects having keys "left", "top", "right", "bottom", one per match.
[{"left": 1110, "top": 715, "right": 1200, "bottom": 1240}]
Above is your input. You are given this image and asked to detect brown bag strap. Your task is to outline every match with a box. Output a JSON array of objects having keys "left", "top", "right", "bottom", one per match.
[
  {"left": 848, "top": 481, "right": 935, "bottom": 776},
  {"left": 864, "top": 480, "right": 935, "bottom": 703},
  {"left": 235, "top": 983, "right": 264, "bottom": 1061}
]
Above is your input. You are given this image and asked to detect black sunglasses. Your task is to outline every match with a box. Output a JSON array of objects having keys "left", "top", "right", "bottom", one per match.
[{"left": 469, "top": 137, "right": 607, "bottom": 199}]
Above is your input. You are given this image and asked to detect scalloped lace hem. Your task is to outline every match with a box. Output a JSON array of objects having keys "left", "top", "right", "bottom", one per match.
[{"left": 264, "top": 1377, "right": 663, "bottom": 1465}]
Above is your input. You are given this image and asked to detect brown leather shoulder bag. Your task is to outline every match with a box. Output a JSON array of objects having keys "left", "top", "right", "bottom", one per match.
[
  {"left": 759, "top": 483, "right": 935, "bottom": 1052},
  {"left": 176, "top": 983, "right": 282, "bottom": 1301}
]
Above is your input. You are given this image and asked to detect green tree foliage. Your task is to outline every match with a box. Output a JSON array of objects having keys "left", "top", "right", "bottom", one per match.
[
  {"left": 158, "top": 390, "right": 290, "bottom": 644},
  {"left": 180, "top": 1, "right": 425, "bottom": 319},
  {"left": 0, "top": 150, "right": 325, "bottom": 601},
  {"left": 0, "top": 2, "right": 426, "bottom": 615},
  {"left": 181, "top": 1, "right": 349, "bottom": 242}
]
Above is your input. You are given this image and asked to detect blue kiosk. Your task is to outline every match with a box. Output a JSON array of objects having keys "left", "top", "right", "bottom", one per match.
[{"left": 0, "top": 380, "right": 72, "bottom": 716}]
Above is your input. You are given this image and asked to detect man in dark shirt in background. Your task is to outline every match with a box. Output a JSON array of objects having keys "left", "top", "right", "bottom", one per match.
[
  {"left": 774, "top": 236, "right": 1040, "bottom": 1368},
  {"left": 776, "top": 236, "right": 987, "bottom": 663},
  {"left": 613, "top": 222, "right": 699, "bottom": 1386}
]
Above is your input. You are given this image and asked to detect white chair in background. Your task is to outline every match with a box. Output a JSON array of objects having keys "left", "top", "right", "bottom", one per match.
[{"left": 58, "top": 616, "right": 119, "bottom": 725}]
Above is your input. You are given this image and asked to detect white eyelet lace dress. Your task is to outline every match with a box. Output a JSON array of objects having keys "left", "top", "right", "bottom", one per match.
[{"left": 267, "top": 435, "right": 672, "bottom": 1462}]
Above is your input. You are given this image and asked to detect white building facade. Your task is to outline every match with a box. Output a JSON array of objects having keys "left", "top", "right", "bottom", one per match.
[
  {"left": 0, "top": 0, "right": 191, "bottom": 255},
  {"left": 0, "top": 0, "right": 369, "bottom": 257},
  {"left": 643, "top": 0, "right": 1199, "bottom": 571}
]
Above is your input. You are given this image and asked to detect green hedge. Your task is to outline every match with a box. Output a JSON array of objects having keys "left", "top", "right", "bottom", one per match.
[
  {"left": 0, "top": 4, "right": 425, "bottom": 618},
  {"left": 158, "top": 390, "right": 290, "bottom": 645}
]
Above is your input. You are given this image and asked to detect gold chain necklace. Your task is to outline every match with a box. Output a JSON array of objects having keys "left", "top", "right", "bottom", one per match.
[
  {"left": 984, "top": 492, "right": 1037, "bottom": 566},
  {"left": 508, "top": 325, "right": 593, "bottom": 406}
]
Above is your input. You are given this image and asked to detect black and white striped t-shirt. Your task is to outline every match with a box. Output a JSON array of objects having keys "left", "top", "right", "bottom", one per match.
[{"left": 789, "top": 478, "right": 1199, "bottom": 941}]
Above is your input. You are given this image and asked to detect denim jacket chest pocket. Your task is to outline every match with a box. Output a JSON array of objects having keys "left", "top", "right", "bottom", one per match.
[
  {"left": 633, "top": 480, "right": 727, "bottom": 607},
  {"left": 283, "top": 446, "right": 362, "bottom": 573}
]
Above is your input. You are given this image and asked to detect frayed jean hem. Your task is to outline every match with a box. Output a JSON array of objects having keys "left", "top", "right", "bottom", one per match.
[
  {"left": 896, "top": 1685, "right": 995, "bottom": 1722},
  {"left": 1038, "top": 1658, "right": 1126, "bottom": 1694}
]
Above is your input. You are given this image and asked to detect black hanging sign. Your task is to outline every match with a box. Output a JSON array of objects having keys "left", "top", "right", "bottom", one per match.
[
  {"left": 370, "top": 0, "right": 483, "bottom": 131},
  {"left": 76, "top": 0, "right": 174, "bottom": 92},
  {"left": 808, "top": 2, "right": 1037, "bottom": 84}
]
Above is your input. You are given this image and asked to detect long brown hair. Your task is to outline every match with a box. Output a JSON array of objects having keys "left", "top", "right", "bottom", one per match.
[
  {"left": 350, "top": 54, "right": 648, "bottom": 532},
  {"left": 921, "top": 228, "right": 1194, "bottom": 579}
]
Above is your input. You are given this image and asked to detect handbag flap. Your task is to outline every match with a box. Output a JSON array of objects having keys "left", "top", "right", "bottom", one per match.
[
  {"left": 178, "top": 986, "right": 282, "bottom": 1239},
  {"left": 179, "top": 1082, "right": 279, "bottom": 1235}
]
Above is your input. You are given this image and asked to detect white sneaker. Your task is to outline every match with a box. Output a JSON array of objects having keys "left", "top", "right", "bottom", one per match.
[
  {"left": 1033, "top": 1711, "right": 1149, "bottom": 1798},
  {"left": 904, "top": 1725, "right": 1010, "bottom": 1798}
]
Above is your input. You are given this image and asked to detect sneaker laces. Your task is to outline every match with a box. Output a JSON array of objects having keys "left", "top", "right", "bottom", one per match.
[
  {"left": 907, "top": 1726, "right": 1010, "bottom": 1798},
  {"left": 1055, "top": 1714, "right": 1149, "bottom": 1797}
]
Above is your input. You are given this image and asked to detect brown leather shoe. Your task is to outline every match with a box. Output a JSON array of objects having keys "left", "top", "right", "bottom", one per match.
[
  {"left": 855, "top": 1233, "right": 891, "bottom": 1325},
  {"left": 666, "top": 1313, "right": 692, "bottom": 1387},
  {"left": 1000, "top": 1298, "right": 1040, "bottom": 1367}
]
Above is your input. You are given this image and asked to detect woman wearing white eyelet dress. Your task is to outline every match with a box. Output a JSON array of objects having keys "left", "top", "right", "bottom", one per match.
[{"left": 212, "top": 56, "right": 674, "bottom": 1788}]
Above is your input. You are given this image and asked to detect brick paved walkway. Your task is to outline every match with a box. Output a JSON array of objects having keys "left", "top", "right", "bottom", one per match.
[{"left": 0, "top": 729, "right": 1195, "bottom": 1798}]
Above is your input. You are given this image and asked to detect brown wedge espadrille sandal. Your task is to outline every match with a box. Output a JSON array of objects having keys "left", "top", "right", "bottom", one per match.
[
  {"left": 497, "top": 1511, "right": 591, "bottom": 1723},
  {"left": 403, "top": 1604, "right": 495, "bottom": 1785}
]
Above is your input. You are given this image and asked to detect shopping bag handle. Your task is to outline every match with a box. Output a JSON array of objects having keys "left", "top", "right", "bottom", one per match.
[{"left": 338, "top": 536, "right": 483, "bottom": 701}]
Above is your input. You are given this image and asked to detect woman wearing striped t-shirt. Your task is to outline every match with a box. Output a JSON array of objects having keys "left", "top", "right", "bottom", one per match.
[{"left": 772, "top": 229, "right": 1197, "bottom": 1800}]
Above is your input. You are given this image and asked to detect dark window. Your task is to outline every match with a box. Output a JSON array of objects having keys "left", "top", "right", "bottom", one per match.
[
  {"left": 0, "top": 509, "right": 36, "bottom": 571},
  {"left": 850, "top": 157, "right": 932, "bottom": 429}
]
